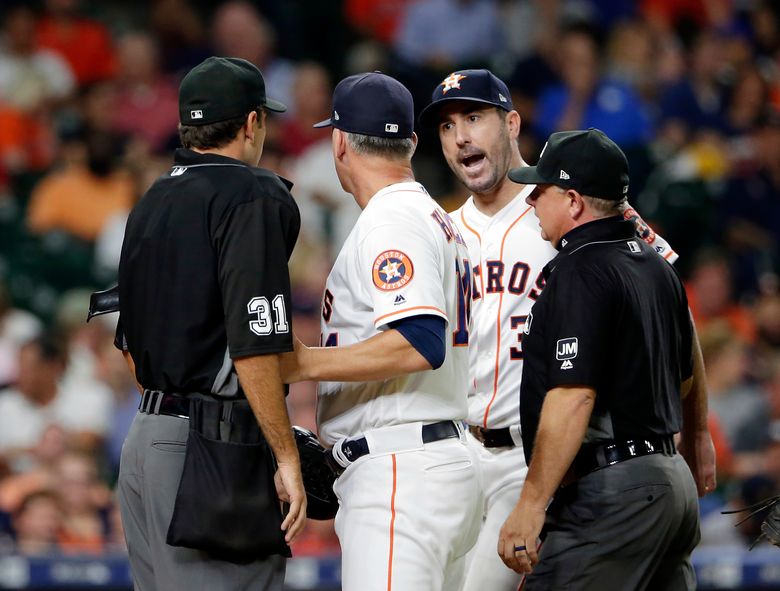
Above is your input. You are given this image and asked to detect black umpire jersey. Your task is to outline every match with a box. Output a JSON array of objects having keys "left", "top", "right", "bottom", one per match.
[
  {"left": 519, "top": 217, "right": 694, "bottom": 464},
  {"left": 116, "top": 149, "right": 300, "bottom": 396}
]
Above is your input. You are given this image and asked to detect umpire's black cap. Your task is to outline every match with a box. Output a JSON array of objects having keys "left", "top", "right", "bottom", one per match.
[
  {"left": 179, "top": 56, "right": 286, "bottom": 126},
  {"left": 313, "top": 72, "right": 414, "bottom": 139},
  {"left": 508, "top": 129, "right": 630, "bottom": 201},
  {"left": 418, "top": 69, "right": 513, "bottom": 128}
]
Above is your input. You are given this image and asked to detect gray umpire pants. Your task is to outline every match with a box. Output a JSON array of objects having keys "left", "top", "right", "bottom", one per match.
[
  {"left": 525, "top": 453, "right": 700, "bottom": 591},
  {"left": 117, "top": 410, "right": 286, "bottom": 591}
]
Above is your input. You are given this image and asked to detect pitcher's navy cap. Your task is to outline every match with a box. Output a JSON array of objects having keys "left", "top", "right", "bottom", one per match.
[
  {"left": 418, "top": 69, "right": 513, "bottom": 128},
  {"left": 508, "top": 129, "right": 630, "bottom": 201},
  {"left": 313, "top": 72, "right": 414, "bottom": 139},
  {"left": 179, "top": 56, "right": 286, "bottom": 126}
]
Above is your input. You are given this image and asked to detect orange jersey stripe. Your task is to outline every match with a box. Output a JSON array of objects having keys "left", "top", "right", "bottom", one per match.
[
  {"left": 387, "top": 454, "right": 398, "bottom": 591},
  {"left": 663, "top": 250, "right": 675, "bottom": 261},
  {"left": 459, "top": 208, "right": 482, "bottom": 242},
  {"left": 483, "top": 205, "right": 534, "bottom": 428},
  {"left": 376, "top": 305, "right": 446, "bottom": 325},
  {"left": 460, "top": 209, "right": 486, "bottom": 297}
]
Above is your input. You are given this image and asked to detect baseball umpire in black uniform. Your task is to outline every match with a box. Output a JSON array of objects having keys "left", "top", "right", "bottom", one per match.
[
  {"left": 115, "top": 57, "right": 306, "bottom": 590},
  {"left": 496, "top": 129, "right": 708, "bottom": 590}
]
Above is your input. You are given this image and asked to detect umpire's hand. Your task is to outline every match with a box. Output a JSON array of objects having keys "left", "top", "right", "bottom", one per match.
[
  {"left": 498, "top": 499, "right": 544, "bottom": 574},
  {"left": 275, "top": 461, "right": 307, "bottom": 543}
]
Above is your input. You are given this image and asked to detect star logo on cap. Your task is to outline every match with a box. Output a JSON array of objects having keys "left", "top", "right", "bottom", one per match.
[{"left": 441, "top": 73, "right": 467, "bottom": 94}]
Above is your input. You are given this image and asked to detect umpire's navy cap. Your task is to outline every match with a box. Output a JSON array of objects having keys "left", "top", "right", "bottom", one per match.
[
  {"left": 313, "top": 72, "right": 414, "bottom": 139},
  {"left": 509, "top": 129, "right": 630, "bottom": 201},
  {"left": 179, "top": 56, "right": 286, "bottom": 126},
  {"left": 418, "top": 69, "right": 513, "bottom": 128}
]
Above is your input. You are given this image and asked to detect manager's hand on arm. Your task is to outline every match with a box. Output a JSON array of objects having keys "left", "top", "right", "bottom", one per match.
[
  {"left": 498, "top": 385, "right": 596, "bottom": 574},
  {"left": 234, "top": 354, "right": 307, "bottom": 543},
  {"left": 678, "top": 315, "right": 716, "bottom": 497}
]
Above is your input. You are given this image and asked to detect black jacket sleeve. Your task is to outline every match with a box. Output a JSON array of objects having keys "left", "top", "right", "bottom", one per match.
[{"left": 214, "top": 193, "right": 300, "bottom": 358}]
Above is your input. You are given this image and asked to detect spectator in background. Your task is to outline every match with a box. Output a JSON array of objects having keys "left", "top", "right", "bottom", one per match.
[
  {"left": 605, "top": 19, "right": 659, "bottom": 102},
  {"left": 0, "top": 5, "right": 66, "bottom": 177},
  {"left": 149, "top": 0, "right": 211, "bottom": 76},
  {"left": 716, "top": 110, "right": 780, "bottom": 296},
  {"left": 727, "top": 67, "right": 770, "bottom": 135},
  {"left": 394, "top": 0, "right": 503, "bottom": 70},
  {"left": 641, "top": 0, "right": 732, "bottom": 33},
  {"left": 111, "top": 32, "right": 180, "bottom": 154},
  {"left": 26, "top": 114, "right": 135, "bottom": 243},
  {"left": 0, "top": 335, "right": 108, "bottom": 469},
  {"left": 533, "top": 24, "right": 653, "bottom": 147},
  {"left": 291, "top": 139, "right": 361, "bottom": 258},
  {"left": 0, "top": 282, "right": 42, "bottom": 388},
  {"left": 53, "top": 291, "right": 114, "bottom": 422},
  {"left": 279, "top": 62, "right": 332, "bottom": 157},
  {"left": 0, "top": 425, "right": 66, "bottom": 514},
  {"left": 11, "top": 490, "right": 64, "bottom": 555},
  {"left": 751, "top": 2, "right": 780, "bottom": 61},
  {"left": 658, "top": 30, "right": 729, "bottom": 147},
  {"left": 94, "top": 336, "right": 138, "bottom": 474},
  {"left": 55, "top": 450, "right": 110, "bottom": 554},
  {"left": 345, "top": 0, "right": 413, "bottom": 46},
  {"left": 754, "top": 295, "right": 780, "bottom": 374},
  {"left": 700, "top": 321, "right": 769, "bottom": 454},
  {"left": 36, "top": 0, "right": 117, "bottom": 87},
  {"left": 686, "top": 249, "right": 756, "bottom": 342},
  {"left": 0, "top": 5, "right": 75, "bottom": 111},
  {"left": 211, "top": 1, "right": 296, "bottom": 114}
]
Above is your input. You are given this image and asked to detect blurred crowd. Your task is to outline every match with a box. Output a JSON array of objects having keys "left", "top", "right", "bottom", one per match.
[{"left": 0, "top": 0, "right": 779, "bottom": 561}]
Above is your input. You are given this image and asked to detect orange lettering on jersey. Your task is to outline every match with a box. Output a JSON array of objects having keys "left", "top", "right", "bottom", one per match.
[{"left": 372, "top": 250, "right": 414, "bottom": 291}]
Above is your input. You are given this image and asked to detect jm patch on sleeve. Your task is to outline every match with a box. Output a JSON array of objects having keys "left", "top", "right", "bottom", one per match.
[{"left": 372, "top": 250, "right": 414, "bottom": 291}]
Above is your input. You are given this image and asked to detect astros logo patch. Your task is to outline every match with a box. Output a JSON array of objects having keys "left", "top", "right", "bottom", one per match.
[{"left": 372, "top": 250, "right": 414, "bottom": 291}]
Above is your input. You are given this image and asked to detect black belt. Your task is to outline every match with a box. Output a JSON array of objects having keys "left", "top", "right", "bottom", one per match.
[
  {"left": 338, "top": 421, "right": 461, "bottom": 465},
  {"left": 468, "top": 425, "right": 516, "bottom": 448},
  {"left": 139, "top": 390, "right": 193, "bottom": 419},
  {"left": 565, "top": 435, "right": 677, "bottom": 485}
]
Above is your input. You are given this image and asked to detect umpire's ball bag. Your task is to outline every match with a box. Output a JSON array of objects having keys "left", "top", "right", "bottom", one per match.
[{"left": 166, "top": 398, "right": 292, "bottom": 562}]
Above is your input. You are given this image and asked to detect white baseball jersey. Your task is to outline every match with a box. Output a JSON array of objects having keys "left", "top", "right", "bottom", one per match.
[
  {"left": 317, "top": 181, "right": 472, "bottom": 446},
  {"left": 453, "top": 188, "right": 680, "bottom": 431},
  {"left": 453, "top": 184, "right": 556, "bottom": 430}
]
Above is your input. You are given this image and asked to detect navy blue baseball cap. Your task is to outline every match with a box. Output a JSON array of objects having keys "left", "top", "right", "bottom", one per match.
[
  {"left": 508, "top": 129, "right": 630, "bottom": 201},
  {"left": 313, "top": 72, "right": 414, "bottom": 139},
  {"left": 418, "top": 69, "right": 513, "bottom": 128}
]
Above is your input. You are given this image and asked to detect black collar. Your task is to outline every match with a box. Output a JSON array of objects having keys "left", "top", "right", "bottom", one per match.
[
  {"left": 171, "top": 149, "right": 294, "bottom": 191},
  {"left": 173, "top": 148, "right": 248, "bottom": 167},
  {"left": 543, "top": 216, "right": 635, "bottom": 278}
]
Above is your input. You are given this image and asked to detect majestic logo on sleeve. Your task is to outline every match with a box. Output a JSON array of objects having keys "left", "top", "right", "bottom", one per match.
[
  {"left": 440, "top": 73, "right": 467, "bottom": 94},
  {"left": 556, "top": 337, "right": 578, "bottom": 370},
  {"left": 372, "top": 250, "right": 414, "bottom": 291}
]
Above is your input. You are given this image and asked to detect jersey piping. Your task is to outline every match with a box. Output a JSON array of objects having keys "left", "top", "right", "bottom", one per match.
[
  {"left": 482, "top": 204, "right": 534, "bottom": 427},
  {"left": 459, "top": 207, "right": 486, "bottom": 297},
  {"left": 376, "top": 306, "right": 447, "bottom": 326}
]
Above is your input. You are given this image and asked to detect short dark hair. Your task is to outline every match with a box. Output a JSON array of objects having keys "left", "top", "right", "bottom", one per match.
[{"left": 178, "top": 109, "right": 262, "bottom": 150}]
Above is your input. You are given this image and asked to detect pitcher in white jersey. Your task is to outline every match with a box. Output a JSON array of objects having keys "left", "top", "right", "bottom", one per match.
[
  {"left": 282, "top": 72, "right": 481, "bottom": 591},
  {"left": 418, "top": 69, "right": 685, "bottom": 591}
]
